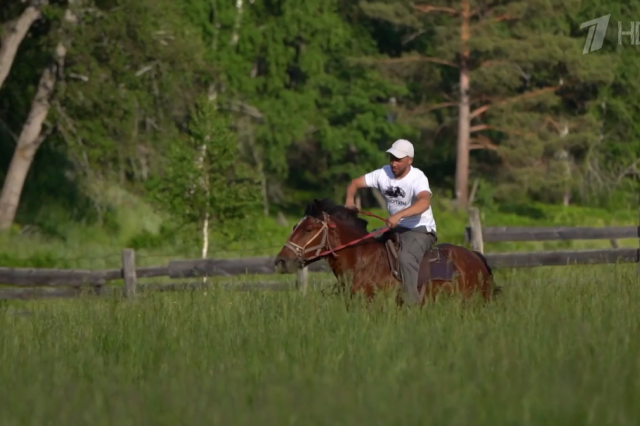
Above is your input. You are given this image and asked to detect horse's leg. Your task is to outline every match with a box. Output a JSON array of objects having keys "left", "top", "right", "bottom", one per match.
[
  {"left": 346, "top": 245, "right": 399, "bottom": 305},
  {"left": 417, "top": 278, "right": 450, "bottom": 305}
]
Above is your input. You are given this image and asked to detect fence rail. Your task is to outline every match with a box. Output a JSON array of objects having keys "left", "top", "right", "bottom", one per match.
[
  {"left": 0, "top": 249, "right": 330, "bottom": 300},
  {"left": 0, "top": 256, "right": 329, "bottom": 287},
  {"left": 465, "top": 225, "right": 639, "bottom": 243},
  {"left": 465, "top": 209, "right": 640, "bottom": 245},
  {"left": 1, "top": 207, "right": 639, "bottom": 300},
  {"left": 485, "top": 247, "right": 639, "bottom": 268},
  {"left": 465, "top": 207, "right": 640, "bottom": 273}
]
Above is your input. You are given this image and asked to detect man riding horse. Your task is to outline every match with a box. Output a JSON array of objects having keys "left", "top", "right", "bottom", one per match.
[{"left": 344, "top": 139, "right": 437, "bottom": 306}]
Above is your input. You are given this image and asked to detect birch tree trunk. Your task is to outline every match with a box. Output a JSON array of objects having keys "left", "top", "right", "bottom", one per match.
[
  {"left": 557, "top": 121, "right": 571, "bottom": 206},
  {"left": 230, "top": 0, "right": 244, "bottom": 46},
  {"left": 0, "top": 43, "right": 66, "bottom": 230},
  {"left": 189, "top": 142, "right": 210, "bottom": 261},
  {"left": 0, "top": 3, "right": 45, "bottom": 91},
  {"left": 191, "top": 142, "right": 209, "bottom": 282}
]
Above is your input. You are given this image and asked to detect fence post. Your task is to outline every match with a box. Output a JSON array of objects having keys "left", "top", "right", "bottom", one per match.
[
  {"left": 296, "top": 266, "right": 309, "bottom": 294},
  {"left": 468, "top": 207, "right": 484, "bottom": 254},
  {"left": 122, "top": 248, "right": 137, "bottom": 298}
]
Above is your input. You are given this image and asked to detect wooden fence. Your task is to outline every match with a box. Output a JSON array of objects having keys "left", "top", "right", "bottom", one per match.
[
  {"left": 0, "top": 249, "right": 331, "bottom": 300},
  {"left": 1, "top": 207, "right": 638, "bottom": 300},
  {"left": 465, "top": 207, "right": 640, "bottom": 273}
]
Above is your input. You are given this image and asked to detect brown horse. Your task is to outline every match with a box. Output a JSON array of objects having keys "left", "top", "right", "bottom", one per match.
[{"left": 274, "top": 198, "right": 500, "bottom": 305}]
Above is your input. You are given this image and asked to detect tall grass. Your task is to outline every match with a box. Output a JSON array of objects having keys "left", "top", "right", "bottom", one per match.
[{"left": 1, "top": 264, "right": 639, "bottom": 425}]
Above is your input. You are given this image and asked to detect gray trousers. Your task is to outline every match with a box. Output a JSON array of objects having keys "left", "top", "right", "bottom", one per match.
[{"left": 395, "top": 225, "right": 437, "bottom": 305}]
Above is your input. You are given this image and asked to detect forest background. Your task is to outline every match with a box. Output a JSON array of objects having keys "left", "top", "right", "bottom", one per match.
[{"left": 1, "top": 0, "right": 639, "bottom": 268}]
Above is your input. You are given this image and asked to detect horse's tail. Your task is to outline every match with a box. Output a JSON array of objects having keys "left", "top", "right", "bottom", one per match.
[
  {"left": 472, "top": 250, "right": 493, "bottom": 276},
  {"left": 472, "top": 250, "right": 502, "bottom": 296}
]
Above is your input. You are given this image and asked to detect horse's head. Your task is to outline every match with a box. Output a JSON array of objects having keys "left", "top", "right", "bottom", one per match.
[{"left": 274, "top": 198, "right": 369, "bottom": 273}]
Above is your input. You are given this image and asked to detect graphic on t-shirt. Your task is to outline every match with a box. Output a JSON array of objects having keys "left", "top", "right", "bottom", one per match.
[
  {"left": 383, "top": 186, "right": 406, "bottom": 198},
  {"left": 363, "top": 165, "right": 436, "bottom": 232}
]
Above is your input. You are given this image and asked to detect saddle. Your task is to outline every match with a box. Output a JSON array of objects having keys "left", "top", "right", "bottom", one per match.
[{"left": 371, "top": 227, "right": 457, "bottom": 284}]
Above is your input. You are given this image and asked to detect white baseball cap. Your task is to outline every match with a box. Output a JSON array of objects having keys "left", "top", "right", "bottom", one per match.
[{"left": 386, "top": 139, "right": 414, "bottom": 158}]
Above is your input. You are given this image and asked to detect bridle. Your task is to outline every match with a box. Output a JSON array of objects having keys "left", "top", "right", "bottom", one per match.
[
  {"left": 282, "top": 210, "right": 389, "bottom": 267},
  {"left": 283, "top": 212, "right": 337, "bottom": 266}
]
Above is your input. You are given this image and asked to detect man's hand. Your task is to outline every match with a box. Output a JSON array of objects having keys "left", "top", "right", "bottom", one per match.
[
  {"left": 344, "top": 201, "right": 358, "bottom": 211},
  {"left": 344, "top": 176, "right": 367, "bottom": 210},
  {"left": 385, "top": 191, "right": 431, "bottom": 228},
  {"left": 393, "top": 191, "right": 431, "bottom": 220},
  {"left": 386, "top": 213, "right": 403, "bottom": 228}
]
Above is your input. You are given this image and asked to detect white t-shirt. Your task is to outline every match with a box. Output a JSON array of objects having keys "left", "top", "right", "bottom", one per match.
[{"left": 364, "top": 165, "right": 436, "bottom": 232}]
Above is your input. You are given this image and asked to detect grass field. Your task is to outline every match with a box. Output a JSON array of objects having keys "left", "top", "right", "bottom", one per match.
[{"left": 2, "top": 264, "right": 639, "bottom": 425}]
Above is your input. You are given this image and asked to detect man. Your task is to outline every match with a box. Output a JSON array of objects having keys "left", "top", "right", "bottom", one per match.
[{"left": 344, "top": 139, "right": 437, "bottom": 306}]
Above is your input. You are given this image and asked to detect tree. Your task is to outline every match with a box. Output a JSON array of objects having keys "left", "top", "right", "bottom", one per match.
[
  {"left": 148, "top": 96, "right": 262, "bottom": 258},
  {"left": 0, "top": 0, "right": 47, "bottom": 92},
  {"left": 357, "top": 0, "right": 615, "bottom": 208},
  {"left": 53, "top": 0, "right": 213, "bottom": 189},
  {"left": 182, "top": 0, "right": 410, "bottom": 211},
  {"left": 567, "top": 2, "right": 640, "bottom": 207},
  {"left": 0, "top": 1, "right": 72, "bottom": 230},
  {"left": 0, "top": 0, "right": 214, "bottom": 230}
]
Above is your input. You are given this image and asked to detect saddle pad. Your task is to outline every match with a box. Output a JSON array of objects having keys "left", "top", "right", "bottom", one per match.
[{"left": 418, "top": 249, "right": 457, "bottom": 283}]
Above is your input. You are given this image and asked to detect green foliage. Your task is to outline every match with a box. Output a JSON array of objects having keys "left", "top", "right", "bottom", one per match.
[
  {"left": 147, "top": 97, "right": 262, "bottom": 243},
  {"left": 50, "top": 0, "right": 213, "bottom": 201},
  {"left": 355, "top": 0, "right": 633, "bottom": 206},
  {"left": 0, "top": 252, "right": 73, "bottom": 269},
  {"left": 1, "top": 0, "right": 639, "bottom": 248}
]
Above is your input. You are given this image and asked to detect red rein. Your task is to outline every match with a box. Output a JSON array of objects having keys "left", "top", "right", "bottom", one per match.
[{"left": 309, "top": 209, "right": 390, "bottom": 260}]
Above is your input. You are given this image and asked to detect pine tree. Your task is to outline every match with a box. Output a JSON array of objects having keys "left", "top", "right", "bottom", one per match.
[{"left": 357, "top": 0, "right": 616, "bottom": 207}]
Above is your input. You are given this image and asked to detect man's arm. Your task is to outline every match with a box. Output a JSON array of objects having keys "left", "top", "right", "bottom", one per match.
[
  {"left": 394, "top": 191, "right": 431, "bottom": 219},
  {"left": 344, "top": 176, "right": 368, "bottom": 208},
  {"left": 387, "top": 174, "right": 432, "bottom": 227}
]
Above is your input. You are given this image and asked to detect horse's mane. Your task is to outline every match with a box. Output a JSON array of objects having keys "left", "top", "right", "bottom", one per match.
[{"left": 304, "top": 198, "right": 369, "bottom": 233}]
